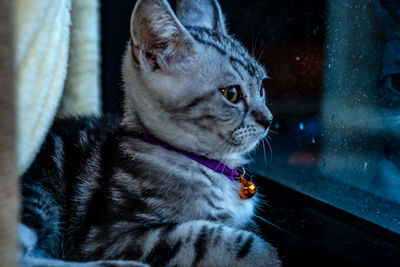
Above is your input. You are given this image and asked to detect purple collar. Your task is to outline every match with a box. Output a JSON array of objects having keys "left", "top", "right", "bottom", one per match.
[{"left": 142, "top": 136, "right": 240, "bottom": 181}]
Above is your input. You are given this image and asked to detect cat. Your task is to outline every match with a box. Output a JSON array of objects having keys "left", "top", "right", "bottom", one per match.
[{"left": 19, "top": 0, "right": 280, "bottom": 266}]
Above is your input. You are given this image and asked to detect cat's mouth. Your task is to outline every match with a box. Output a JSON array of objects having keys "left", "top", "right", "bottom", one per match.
[{"left": 227, "top": 125, "right": 267, "bottom": 150}]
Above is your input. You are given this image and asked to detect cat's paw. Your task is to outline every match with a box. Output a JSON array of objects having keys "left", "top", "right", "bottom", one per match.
[{"left": 191, "top": 223, "right": 281, "bottom": 267}]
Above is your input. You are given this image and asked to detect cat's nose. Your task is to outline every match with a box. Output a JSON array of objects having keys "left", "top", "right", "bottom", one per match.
[{"left": 252, "top": 109, "right": 273, "bottom": 130}]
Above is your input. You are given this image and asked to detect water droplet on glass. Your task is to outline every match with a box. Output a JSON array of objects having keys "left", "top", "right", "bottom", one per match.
[{"left": 299, "top": 122, "right": 304, "bottom": 130}]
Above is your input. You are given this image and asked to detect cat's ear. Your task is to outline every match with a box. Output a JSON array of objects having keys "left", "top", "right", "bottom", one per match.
[
  {"left": 175, "top": 0, "right": 227, "bottom": 35},
  {"left": 130, "top": 0, "right": 195, "bottom": 68}
]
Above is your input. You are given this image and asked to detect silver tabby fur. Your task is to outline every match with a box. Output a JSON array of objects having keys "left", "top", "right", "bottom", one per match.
[{"left": 19, "top": 0, "right": 280, "bottom": 266}]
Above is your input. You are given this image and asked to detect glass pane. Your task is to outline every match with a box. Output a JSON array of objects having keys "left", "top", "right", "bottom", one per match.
[{"left": 234, "top": 0, "right": 400, "bottom": 234}]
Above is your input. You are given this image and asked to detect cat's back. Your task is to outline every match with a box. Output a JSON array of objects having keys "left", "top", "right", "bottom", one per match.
[
  {"left": 20, "top": 115, "right": 121, "bottom": 258},
  {"left": 22, "top": 115, "right": 121, "bottom": 205}
]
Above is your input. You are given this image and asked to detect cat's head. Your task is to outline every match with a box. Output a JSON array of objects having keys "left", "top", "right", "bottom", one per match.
[{"left": 122, "top": 0, "right": 272, "bottom": 162}]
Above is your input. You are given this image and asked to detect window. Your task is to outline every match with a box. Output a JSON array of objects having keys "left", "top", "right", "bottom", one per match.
[{"left": 233, "top": 0, "right": 400, "bottom": 235}]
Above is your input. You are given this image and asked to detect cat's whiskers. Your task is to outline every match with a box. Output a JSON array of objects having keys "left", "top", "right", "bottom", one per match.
[
  {"left": 256, "top": 39, "right": 273, "bottom": 64},
  {"left": 265, "top": 138, "right": 273, "bottom": 162},
  {"left": 252, "top": 17, "right": 270, "bottom": 60},
  {"left": 268, "top": 129, "right": 279, "bottom": 136},
  {"left": 245, "top": 134, "right": 257, "bottom": 163},
  {"left": 261, "top": 138, "right": 268, "bottom": 163},
  {"left": 253, "top": 214, "right": 289, "bottom": 234},
  {"left": 247, "top": 146, "right": 256, "bottom": 162},
  {"left": 250, "top": 16, "right": 256, "bottom": 57}
]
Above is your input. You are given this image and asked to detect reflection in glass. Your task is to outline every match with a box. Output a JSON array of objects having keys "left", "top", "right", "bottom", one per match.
[{"left": 247, "top": 0, "right": 400, "bottom": 234}]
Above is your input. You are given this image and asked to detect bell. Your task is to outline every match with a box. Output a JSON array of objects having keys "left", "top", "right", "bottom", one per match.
[{"left": 239, "top": 176, "right": 256, "bottom": 199}]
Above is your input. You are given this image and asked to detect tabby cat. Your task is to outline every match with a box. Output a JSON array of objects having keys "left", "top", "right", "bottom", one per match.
[{"left": 20, "top": 0, "right": 280, "bottom": 266}]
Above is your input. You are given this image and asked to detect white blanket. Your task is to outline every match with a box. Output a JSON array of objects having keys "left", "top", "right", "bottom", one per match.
[{"left": 16, "top": 0, "right": 101, "bottom": 174}]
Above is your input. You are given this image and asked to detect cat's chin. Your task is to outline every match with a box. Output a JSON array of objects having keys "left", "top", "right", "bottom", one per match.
[
  {"left": 210, "top": 141, "right": 260, "bottom": 166},
  {"left": 227, "top": 138, "right": 263, "bottom": 154},
  {"left": 235, "top": 144, "right": 259, "bottom": 155},
  {"left": 212, "top": 151, "right": 248, "bottom": 168}
]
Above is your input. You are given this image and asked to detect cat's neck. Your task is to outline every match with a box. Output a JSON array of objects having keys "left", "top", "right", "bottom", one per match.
[
  {"left": 120, "top": 121, "right": 247, "bottom": 170},
  {"left": 124, "top": 133, "right": 247, "bottom": 171}
]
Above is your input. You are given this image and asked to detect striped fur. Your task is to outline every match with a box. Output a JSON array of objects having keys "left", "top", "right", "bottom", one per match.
[{"left": 20, "top": 0, "right": 279, "bottom": 266}]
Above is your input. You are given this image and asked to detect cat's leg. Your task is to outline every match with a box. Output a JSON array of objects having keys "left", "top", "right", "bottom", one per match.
[
  {"left": 19, "top": 185, "right": 147, "bottom": 267},
  {"left": 19, "top": 224, "right": 148, "bottom": 267},
  {"left": 152, "top": 220, "right": 280, "bottom": 267},
  {"left": 85, "top": 220, "right": 280, "bottom": 267},
  {"left": 19, "top": 257, "right": 148, "bottom": 267}
]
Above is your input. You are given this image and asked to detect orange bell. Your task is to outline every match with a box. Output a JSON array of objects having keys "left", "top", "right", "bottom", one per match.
[{"left": 239, "top": 176, "right": 256, "bottom": 199}]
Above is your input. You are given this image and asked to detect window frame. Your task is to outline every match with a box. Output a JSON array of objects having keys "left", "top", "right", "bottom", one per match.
[{"left": 254, "top": 174, "right": 400, "bottom": 266}]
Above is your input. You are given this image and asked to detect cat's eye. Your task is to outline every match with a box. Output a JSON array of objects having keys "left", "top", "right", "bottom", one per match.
[{"left": 220, "top": 85, "right": 242, "bottom": 103}]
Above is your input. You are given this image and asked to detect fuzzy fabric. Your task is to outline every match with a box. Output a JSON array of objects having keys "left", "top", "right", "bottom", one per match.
[
  {"left": 0, "top": 1, "right": 18, "bottom": 266},
  {"left": 16, "top": 0, "right": 102, "bottom": 174},
  {"left": 16, "top": 0, "right": 72, "bottom": 174},
  {"left": 58, "top": 0, "right": 101, "bottom": 118}
]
